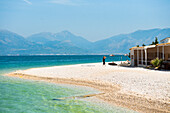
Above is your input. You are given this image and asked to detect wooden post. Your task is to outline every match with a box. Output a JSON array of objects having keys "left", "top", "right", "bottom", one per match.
[
  {"left": 137, "top": 49, "right": 139, "bottom": 66},
  {"left": 157, "top": 46, "right": 159, "bottom": 58},
  {"left": 162, "top": 45, "right": 164, "bottom": 60}
]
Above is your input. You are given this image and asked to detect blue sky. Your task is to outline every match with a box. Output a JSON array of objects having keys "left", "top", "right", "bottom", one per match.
[{"left": 0, "top": 0, "right": 170, "bottom": 41}]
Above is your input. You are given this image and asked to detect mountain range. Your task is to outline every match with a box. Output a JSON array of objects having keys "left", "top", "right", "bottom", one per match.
[{"left": 0, "top": 28, "right": 170, "bottom": 55}]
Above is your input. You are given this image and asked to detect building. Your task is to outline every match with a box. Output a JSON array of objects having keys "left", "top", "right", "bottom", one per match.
[
  {"left": 130, "top": 37, "right": 170, "bottom": 69},
  {"left": 160, "top": 37, "right": 170, "bottom": 43}
]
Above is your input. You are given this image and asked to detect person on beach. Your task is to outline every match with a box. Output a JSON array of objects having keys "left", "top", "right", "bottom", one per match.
[{"left": 103, "top": 56, "right": 106, "bottom": 65}]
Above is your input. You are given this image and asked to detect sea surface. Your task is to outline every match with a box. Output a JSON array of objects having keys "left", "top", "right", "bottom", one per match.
[{"left": 0, "top": 55, "right": 134, "bottom": 113}]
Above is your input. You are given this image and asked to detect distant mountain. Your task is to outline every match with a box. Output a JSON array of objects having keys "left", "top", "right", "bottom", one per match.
[
  {"left": 0, "top": 30, "right": 38, "bottom": 55},
  {"left": 27, "top": 32, "right": 54, "bottom": 44},
  {"left": 27, "top": 30, "right": 93, "bottom": 50},
  {"left": 0, "top": 30, "right": 89, "bottom": 55},
  {"left": 93, "top": 28, "right": 170, "bottom": 54},
  {"left": 0, "top": 28, "right": 170, "bottom": 55},
  {"left": 43, "top": 40, "right": 89, "bottom": 54}
]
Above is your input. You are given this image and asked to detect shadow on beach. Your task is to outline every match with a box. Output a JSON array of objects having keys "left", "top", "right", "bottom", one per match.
[
  {"left": 117, "top": 64, "right": 170, "bottom": 72},
  {"left": 108, "top": 61, "right": 170, "bottom": 72}
]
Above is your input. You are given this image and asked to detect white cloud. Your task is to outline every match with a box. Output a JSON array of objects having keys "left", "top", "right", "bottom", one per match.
[
  {"left": 23, "top": 0, "right": 32, "bottom": 5},
  {"left": 50, "top": 0, "right": 79, "bottom": 6}
]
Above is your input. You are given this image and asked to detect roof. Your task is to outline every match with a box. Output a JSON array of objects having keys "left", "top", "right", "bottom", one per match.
[
  {"left": 156, "top": 42, "right": 170, "bottom": 46},
  {"left": 160, "top": 37, "right": 170, "bottom": 42},
  {"left": 129, "top": 46, "right": 144, "bottom": 50},
  {"left": 129, "top": 43, "right": 170, "bottom": 50}
]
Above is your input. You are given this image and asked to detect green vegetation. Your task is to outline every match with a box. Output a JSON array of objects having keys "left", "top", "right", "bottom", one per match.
[
  {"left": 151, "top": 41, "right": 155, "bottom": 45},
  {"left": 150, "top": 57, "right": 163, "bottom": 68},
  {"left": 151, "top": 37, "right": 159, "bottom": 45},
  {"left": 155, "top": 37, "right": 159, "bottom": 44},
  {"left": 142, "top": 43, "right": 146, "bottom": 46},
  {"left": 136, "top": 45, "right": 139, "bottom": 47}
]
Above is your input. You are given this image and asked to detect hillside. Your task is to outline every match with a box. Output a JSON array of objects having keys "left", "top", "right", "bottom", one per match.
[
  {"left": 27, "top": 31, "right": 93, "bottom": 50},
  {"left": 0, "top": 28, "right": 170, "bottom": 55},
  {"left": 93, "top": 28, "right": 170, "bottom": 54},
  {"left": 0, "top": 30, "right": 89, "bottom": 55}
]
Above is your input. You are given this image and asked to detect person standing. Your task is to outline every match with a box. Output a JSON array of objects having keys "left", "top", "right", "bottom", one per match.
[{"left": 102, "top": 56, "right": 106, "bottom": 65}]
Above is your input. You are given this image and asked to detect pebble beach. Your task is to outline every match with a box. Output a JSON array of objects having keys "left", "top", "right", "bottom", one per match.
[{"left": 7, "top": 62, "right": 170, "bottom": 113}]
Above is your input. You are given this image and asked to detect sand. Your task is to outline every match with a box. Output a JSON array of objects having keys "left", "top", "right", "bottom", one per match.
[{"left": 7, "top": 62, "right": 170, "bottom": 113}]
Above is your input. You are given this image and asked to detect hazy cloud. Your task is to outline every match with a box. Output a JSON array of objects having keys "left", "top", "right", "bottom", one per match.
[
  {"left": 23, "top": 0, "right": 32, "bottom": 5},
  {"left": 49, "top": 0, "right": 81, "bottom": 6}
]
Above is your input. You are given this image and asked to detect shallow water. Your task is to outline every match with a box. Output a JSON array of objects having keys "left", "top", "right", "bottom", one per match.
[
  {"left": 0, "top": 55, "right": 136, "bottom": 113},
  {"left": 0, "top": 76, "right": 137, "bottom": 113}
]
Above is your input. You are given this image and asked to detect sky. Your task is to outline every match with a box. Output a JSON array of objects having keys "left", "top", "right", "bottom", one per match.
[{"left": 0, "top": 0, "right": 170, "bottom": 42}]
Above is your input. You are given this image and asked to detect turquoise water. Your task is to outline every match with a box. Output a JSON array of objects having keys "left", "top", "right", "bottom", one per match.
[
  {"left": 0, "top": 55, "right": 135, "bottom": 113},
  {"left": 0, "top": 55, "right": 130, "bottom": 74}
]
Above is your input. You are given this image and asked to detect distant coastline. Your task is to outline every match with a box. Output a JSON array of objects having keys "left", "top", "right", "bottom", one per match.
[{"left": 0, "top": 54, "right": 125, "bottom": 56}]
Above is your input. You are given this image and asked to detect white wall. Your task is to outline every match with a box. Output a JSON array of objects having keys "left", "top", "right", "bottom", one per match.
[{"left": 130, "top": 50, "right": 134, "bottom": 66}]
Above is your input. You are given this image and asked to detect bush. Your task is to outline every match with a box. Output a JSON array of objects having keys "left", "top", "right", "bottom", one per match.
[{"left": 150, "top": 58, "right": 163, "bottom": 68}]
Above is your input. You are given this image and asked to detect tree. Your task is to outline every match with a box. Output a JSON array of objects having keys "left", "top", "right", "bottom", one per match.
[
  {"left": 155, "top": 37, "right": 159, "bottom": 44},
  {"left": 136, "top": 45, "right": 139, "bottom": 47},
  {"left": 151, "top": 41, "right": 155, "bottom": 45},
  {"left": 150, "top": 37, "right": 159, "bottom": 45},
  {"left": 142, "top": 43, "right": 146, "bottom": 46}
]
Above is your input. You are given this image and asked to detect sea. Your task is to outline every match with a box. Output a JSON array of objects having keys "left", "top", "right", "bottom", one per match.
[{"left": 0, "top": 55, "right": 136, "bottom": 113}]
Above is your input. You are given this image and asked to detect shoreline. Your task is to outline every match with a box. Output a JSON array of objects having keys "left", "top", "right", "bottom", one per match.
[{"left": 6, "top": 62, "right": 170, "bottom": 113}]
